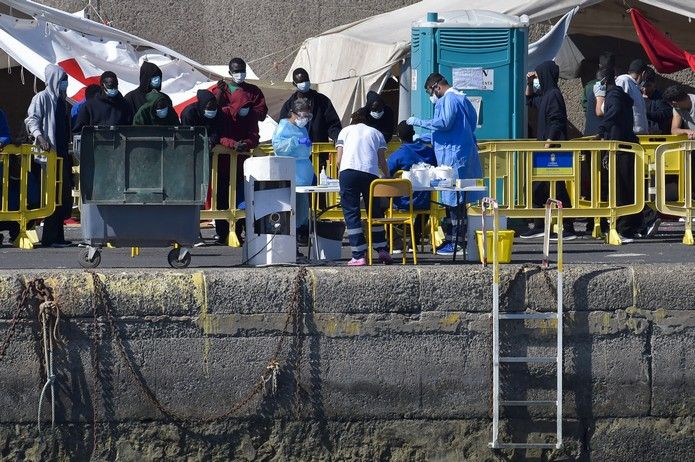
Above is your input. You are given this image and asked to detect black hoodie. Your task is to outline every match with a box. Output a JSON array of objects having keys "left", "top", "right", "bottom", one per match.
[
  {"left": 181, "top": 89, "right": 222, "bottom": 146},
  {"left": 124, "top": 62, "right": 165, "bottom": 115},
  {"left": 598, "top": 87, "right": 638, "bottom": 143},
  {"left": 527, "top": 61, "right": 567, "bottom": 141},
  {"left": 359, "top": 90, "right": 395, "bottom": 142}
]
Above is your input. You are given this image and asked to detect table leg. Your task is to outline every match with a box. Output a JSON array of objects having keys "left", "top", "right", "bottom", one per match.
[{"left": 453, "top": 192, "right": 461, "bottom": 262}]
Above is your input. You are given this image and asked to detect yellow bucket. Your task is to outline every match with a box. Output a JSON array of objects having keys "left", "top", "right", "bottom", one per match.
[{"left": 475, "top": 230, "right": 515, "bottom": 264}]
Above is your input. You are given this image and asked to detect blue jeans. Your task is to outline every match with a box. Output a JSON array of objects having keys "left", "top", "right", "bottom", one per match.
[{"left": 339, "top": 169, "right": 387, "bottom": 259}]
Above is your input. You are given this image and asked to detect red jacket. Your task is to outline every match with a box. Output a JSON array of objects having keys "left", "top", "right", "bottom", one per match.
[
  {"left": 219, "top": 90, "right": 260, "bottom": 151},
  {"left": 213, "top": 80, "right": 268, "bottom": 122}
]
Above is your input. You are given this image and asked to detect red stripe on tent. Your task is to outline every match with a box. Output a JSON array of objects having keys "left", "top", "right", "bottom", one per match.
[
  {"left": 630, "top": 8, "right": 695, "bottom": 74},
  {"left": 58, "top": 58, "right": 102, "bottom": 101}
]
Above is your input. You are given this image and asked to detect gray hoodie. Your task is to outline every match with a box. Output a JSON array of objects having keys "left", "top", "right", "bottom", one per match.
[{"left": 24, "top": 64, "right": 66, "bottom": 149}]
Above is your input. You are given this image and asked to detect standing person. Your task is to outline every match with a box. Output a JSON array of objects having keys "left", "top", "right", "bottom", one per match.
[
  {"left": 216, "top": 91, "right": 260, "bottom": 245},
  {"left": 70, "top": 84, "right": 101, "bottom": 126},
  {"left": 272, "top": 98, "right": 314, "bottom": 249},
  {"left": 582, "top": 52, "right": 615, "bottom": 136},
  {"left": 594, "top": 68, "right": 641, "bottom": 243},
  {"left": 73, "top": 71, "right": 132, "bottom": 133},
  {"left": 132, "top": 92, "right": 180, "bottom": 126},
  {"left": 181, "top": 89, "right": 223, "bottom": 147},
  {"left": 24, "top": 64, "right": 73, "bottom": 247},
  {"left": 359, "top": 90, "right": 396, "bottom": 142},
  {"left": 279, "top": 68, "right": 342, "bottom": 142},
  {"left": 406, "top": 72, "right": 483, "bottom": 256},
  {"left": 642, "top": 69, "right": 672, "bottom": 135},
  {"left": 213, "top": 57, "right": 268, "bottom": 122},
  {"left": 123, "top": 62, "right": 164, "bottom": 115},
  {"left": 613, "top": 59, "right": 649, "bottom": 135},
  {"left": 336, "top": 110, "right": 391, "bottom": 266},
  {"left": 522, "top": 61, "right": 576, "bottom": 240}
]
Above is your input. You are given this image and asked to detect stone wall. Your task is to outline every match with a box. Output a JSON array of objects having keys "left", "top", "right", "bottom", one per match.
[{"left": 0, "top": 265, "right": 694, "bottom": 461}]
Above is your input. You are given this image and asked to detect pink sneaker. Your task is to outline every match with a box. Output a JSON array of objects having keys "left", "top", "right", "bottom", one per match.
[
  {"left": 348, "top": 257, "right": 367, "bottom": 266},
  {"left": 377, "top": 249, "right": 393, "bottom": 265}
]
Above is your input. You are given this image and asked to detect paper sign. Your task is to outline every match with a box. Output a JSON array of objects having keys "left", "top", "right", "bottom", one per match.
[
  {"left": 453, "top": 67, "right": 494, "bottom": 91},
  {"left": 481, "top": 69, "right": 494, "bottom": 90}
]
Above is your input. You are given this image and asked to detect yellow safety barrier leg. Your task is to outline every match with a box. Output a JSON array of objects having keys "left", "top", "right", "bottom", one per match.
[{"left": 684, "top": 210, "right": 694, "bottom": 245}]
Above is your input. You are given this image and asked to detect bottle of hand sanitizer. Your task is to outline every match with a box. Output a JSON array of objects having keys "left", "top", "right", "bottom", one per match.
[{"left": 320, "top": 167, "right": 328, "bottom": 186}]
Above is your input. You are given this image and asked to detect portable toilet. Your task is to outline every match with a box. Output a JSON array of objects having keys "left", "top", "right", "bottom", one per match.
[{"left": 410, "top": 10, "right": 529, "bottom": 140}]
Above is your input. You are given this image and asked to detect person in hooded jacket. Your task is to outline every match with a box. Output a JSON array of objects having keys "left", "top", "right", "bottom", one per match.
[
  {"left": 359, "top": 91, "right": 395, "bottom": 142},
  {"left": 73, "top": 71, "right": 132, "bottom": 133},
  {"left": 213, "top": 57, "right": 268, "bottom": 122},
  {"left": 25, "top": 63, "right": 73, "bottom": 247},
  {"left": 215, "top": 90, "right": 260, "bottom": 245},
  {"left": 181, "top": 89, "right": 222, "bottom": 147},
  {"left": 594, "top": 68, "right": 642, "bottom": 242},
  {"left": 133, "top": 91, "right": 180, "bottom": 126},
  {"left": 522, "top": 60, "right": 575, "bottom": 240},
  {"left": 124, "top": 62, "right": 165, "bottom": 115}
]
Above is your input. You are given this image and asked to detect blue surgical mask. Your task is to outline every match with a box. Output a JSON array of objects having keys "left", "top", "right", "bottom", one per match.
[
  {"left": 370, "top": 110, "right": 384, "bottom": 120},
  {"left": 150, "top": 76, "right": 162, "bottom": 89},
  {"left": 58, "top": 80, "right": 68, "bottom": 93},
  {"left": 296, "top": 117, "right": 310, "bottom": 128},
  {"left": 239, "top": 107, "right": 250, "bottom": 117},
  {"left": 105, "top": 87, "right": 118, "bottom": 97},
  {"left": 156, "top": 107, "right": 169, "bottom": 119},
  {"left": 204, "top": 109, "right": 217, "bottom": 119},
  {"left": 429, "top": 93, "right": 439, "bottom": 104},
  {"left": 533, "top": 78, "right": 541, "bottom": 93},
  {"left": 231, "top": 72, "right": 246, "bottom": 84},
  {"left": 296, "top": 81, "right": 311, "bottom": 93}
]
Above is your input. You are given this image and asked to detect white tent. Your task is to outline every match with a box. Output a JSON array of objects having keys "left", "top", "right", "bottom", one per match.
[{"left": 287, "top": 0, "right": 695, "bottom": 124}]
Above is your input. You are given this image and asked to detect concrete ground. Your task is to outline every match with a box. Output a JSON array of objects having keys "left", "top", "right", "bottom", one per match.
[{"left": 0, "top": 219, "right": 692, "bottom": 269}]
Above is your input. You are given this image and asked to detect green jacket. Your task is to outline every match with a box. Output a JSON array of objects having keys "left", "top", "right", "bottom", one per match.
[{"left": 132, "top": 90, "right": 180, "bottom": 126}]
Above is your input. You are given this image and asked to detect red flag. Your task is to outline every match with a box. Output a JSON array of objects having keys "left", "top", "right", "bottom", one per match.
[{"left": 630, "top": 8, "right": 695, "bottom": 74}]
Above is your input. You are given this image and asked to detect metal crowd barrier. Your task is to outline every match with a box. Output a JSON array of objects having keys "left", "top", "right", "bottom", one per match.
[
  {"left": 474, "top": 140, "right": 645, "bottom": 245},
  {"left": 0, "top": 145, "right": 61, "bottom": 249},
  {"left": 655, "top": 140, "right": 695, "bottom": 245}
]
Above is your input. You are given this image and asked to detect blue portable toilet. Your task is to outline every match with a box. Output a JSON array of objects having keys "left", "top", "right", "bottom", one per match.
[{"left": 410, "top": 10, "right": 529, "bottom": 140}]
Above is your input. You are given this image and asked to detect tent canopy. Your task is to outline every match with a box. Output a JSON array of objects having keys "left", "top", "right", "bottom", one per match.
[{"left": 287, "top": 0, "right": 695, "bottom": 124}]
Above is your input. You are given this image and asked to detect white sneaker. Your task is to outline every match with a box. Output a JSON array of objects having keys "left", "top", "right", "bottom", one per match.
[{"left": 618, "top": 234, "right": 634, "bottom": 244}]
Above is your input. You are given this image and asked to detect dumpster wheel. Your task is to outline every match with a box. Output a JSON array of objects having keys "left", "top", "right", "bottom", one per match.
[
  {"left": 79, "top": 249, "right": 101, "bottom": 268},
  {"left": 168, "top": 248, "right": 191, "bottom": 269}
]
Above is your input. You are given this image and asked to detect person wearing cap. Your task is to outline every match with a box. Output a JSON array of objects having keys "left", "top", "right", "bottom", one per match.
[
  {"left": 359, "top": 90, "right": 395, "bottom": 142},
  {"left": 279, "top": 68, "right": 342, "bottom": 142},
  {"left": 213, "top": 57, "right": 267, "bottom": 122}
]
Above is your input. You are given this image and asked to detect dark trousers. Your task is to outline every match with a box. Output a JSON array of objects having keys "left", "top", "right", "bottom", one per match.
[
  {"left": 41, "top": 154, "right": 72, "bottom": 246},
  {"left": 339, "top": 169, "right": 387, "bottom": 259},
  {"left": 444, "top": 206, "right": 463, "bottom": 244},
  {"left": 615, "top": 152, "right": 642, "bottom": 236},
  {"left": 531, "top": 181, "right": 574, "bottom": 231}
]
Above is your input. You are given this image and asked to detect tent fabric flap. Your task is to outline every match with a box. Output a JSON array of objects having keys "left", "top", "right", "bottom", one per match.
[{"left": 630, "top": 8, "right": 695, "bottom": 74}]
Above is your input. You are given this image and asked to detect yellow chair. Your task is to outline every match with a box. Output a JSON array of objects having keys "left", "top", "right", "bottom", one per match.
[
  {"left": 367, "top": 179, "right": 418, "bottom": 265},
  {"left": 390, "top": 170, "right": 439, "bottom": 253}
]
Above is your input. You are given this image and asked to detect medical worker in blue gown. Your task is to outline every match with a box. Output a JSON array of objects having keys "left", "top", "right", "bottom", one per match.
[
  {"left": 272, "top": 98, "right": 315, "bottom": 247},
  {"left": 406, "top": 72, "right": 483, "bottom": 256}
]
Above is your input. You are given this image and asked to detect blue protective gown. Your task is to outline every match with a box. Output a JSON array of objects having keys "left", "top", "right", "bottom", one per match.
[
  {"left": 272, "top": 118, "right": 315, "bottom": 228},
  {"left": 411, "top": 89, "right": 483, "bottom": 206}
]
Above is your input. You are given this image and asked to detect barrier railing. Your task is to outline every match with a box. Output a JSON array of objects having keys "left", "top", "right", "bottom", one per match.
[
  {"left": 0, "top": 145, "right": 61, "bottom": 249},
  {"left": 655, "top": 140, "right": 695, "bottom": 245},
  {"left": 200, "top": 144, "right": 270, "bottom": 247},
  {"left": 474, "top": 140, "right": 645, "bottom": 245}
]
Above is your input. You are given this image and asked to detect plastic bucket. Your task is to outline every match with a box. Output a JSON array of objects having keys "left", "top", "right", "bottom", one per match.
[{"left": 475, "top": 230, "right": 515, "bottom": 264}]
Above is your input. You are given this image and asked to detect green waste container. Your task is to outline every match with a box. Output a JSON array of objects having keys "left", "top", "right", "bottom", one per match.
[{"left": 77, "top": 126, "right": 209, "bottom": 268}]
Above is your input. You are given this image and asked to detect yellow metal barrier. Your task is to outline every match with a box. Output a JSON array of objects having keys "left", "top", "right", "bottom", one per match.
[
  {"left": 639, "top": 134, "right": 688, "bottom": 203},
  {"left": 474, "top": 140, "right": 645, "bottom": 245},
  {"left": 200, "top": 144, "right": 270, "bottom": 247},
  {"left": 655, "top": 140, "right": 695, "bottom": 245},
  {"left": 0, "top": 145, "right": 60, "bottom": 249}
]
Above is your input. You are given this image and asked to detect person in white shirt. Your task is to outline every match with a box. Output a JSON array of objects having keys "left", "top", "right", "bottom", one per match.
[
  {"left": 336, "top": 110, "right": 392, "bottom": 266},
  {"left": 614, "top": 59, "right": 649, "bottom": 135}
]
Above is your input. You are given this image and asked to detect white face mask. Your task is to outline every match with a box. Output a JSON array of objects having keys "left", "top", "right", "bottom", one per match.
[
  {"left": 239, "top": 107, "right": 250, "bottom": 117},
  {"left": 155, "top": 107, "right": 169, "bottom": 119},
  {"left": 231, "top": 72, "right": 246, "bottom": 84},
  {"left": 370, "top": 110, "right": 384, "bottom": 120},
  {"left": 296, "top": 81, "right": 311, "bottom": 93},
  {"left": 296, "top": 117, "right": 310, "bottom": 128},
  {"left": 533, "top": 78, "right": 541, "bottom": 93},
  {"left": 429, "top": 93, "right": 439, "bottom": 104}
]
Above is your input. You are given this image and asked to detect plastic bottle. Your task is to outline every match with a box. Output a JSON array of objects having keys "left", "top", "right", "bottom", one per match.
[{"left": 320, "top": 167, "right": 328, "bottom": 185}]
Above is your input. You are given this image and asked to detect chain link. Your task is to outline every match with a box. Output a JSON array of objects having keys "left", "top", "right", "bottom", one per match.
[{"left": 88, "top": 267, "right": 308, "bottom": 424}]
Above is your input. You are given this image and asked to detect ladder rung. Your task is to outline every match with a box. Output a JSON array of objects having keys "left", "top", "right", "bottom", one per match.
[
  {"left": 492, "top": 442, "right": 560, "bottom": 450},
  {"left": 499, "top": 313, "right": 557, "bottom": 320},
  {"left": 500, "top": 400, "right": 557, "bottom": 406},
  {"left": 499, "top": 356, "right": 557, "bottom": 364}
]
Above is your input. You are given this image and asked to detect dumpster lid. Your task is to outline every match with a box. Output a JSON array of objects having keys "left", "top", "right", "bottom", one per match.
[{"left": 413, "top": 10, "right": 529, "bottom": 29}]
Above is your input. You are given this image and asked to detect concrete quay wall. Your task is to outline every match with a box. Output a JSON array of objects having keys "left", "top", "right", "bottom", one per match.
[{"left": 0, "top": 265, "right": 694, "bottom": 461}]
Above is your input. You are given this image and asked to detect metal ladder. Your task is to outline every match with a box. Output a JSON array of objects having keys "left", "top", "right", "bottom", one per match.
[{"left": 482, "top": 197, "right": 564, "bottom": 450}]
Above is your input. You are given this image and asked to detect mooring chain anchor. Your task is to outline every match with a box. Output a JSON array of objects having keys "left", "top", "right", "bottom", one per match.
[
  {"left": 37, "top": 297, "right": 62, "bottom": 434},
  {"left": 263, "top": 360, "right": 281, "bottom": 396}
]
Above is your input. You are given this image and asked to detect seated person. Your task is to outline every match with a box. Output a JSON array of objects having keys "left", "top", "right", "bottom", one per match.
[{"left": 133, "top": 92, "right": 180, "bottom": 126}]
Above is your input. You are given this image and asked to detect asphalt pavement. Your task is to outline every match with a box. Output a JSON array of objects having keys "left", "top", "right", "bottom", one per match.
[{"left": 0, "top": 219, "right": 693, "bottom": 269}]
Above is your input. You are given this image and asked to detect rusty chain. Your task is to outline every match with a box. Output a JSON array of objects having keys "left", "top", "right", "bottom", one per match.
[{"left": 88, "top": 267, "right": 308, "bottom": 424}]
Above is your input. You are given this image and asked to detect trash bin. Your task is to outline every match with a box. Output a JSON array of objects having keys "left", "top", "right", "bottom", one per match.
[
  {"left": 475, "top": 230, "right": 515, "bottom": 263},
  {"left": 77, "top": 126, "right": 209, "bottom": 268},
  {"left": 310, "top": 221, "right": 345, "bottom": 261}
]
